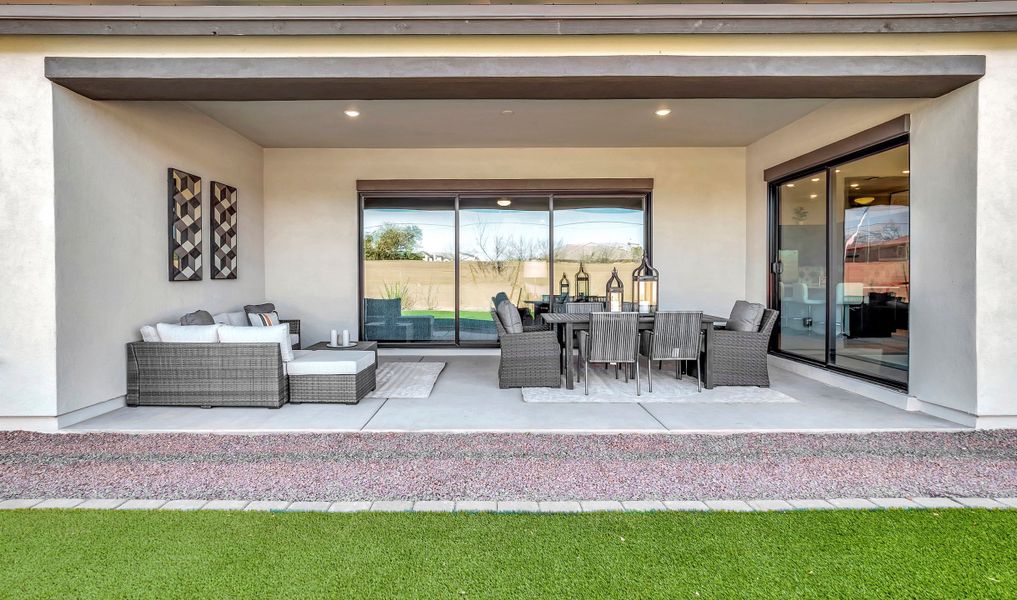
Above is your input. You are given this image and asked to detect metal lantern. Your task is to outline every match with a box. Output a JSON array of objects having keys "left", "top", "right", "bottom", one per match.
[
  {"left": 606, "top": 268, "right": 625, "bottom": 312},
  {"left": 631, "top": 253, "right": 659, "bottom": 313},
  {"left": 575, "top": 262, "right": 590, "bottom": 300},
  {"left": 559, "top": 272, "right": 570, "bottom": 297}
]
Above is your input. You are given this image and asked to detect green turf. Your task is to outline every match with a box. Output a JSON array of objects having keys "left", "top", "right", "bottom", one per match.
[
  {"left": 402, "top": 310, "right": 493, "bottom": 321},
  {"left": 1, "top": 510, "right": 1014, "bottom": 599}
]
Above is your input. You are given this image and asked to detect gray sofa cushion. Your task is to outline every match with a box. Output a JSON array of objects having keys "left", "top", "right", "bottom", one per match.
[
  {"left": 496, "top": 299, "right": 524, "bottom": 334},
  {"left": 726, "top": 301, "right": 765, "bottom": 332},
  {"left": 244, "top": 302, "right": 276, "bottom": 315},
  {"left": 180, "top": 309, "right": 215, "bottom": 326},
  {"left": 492, "top": 292, "right": 510, "bottom": 307}
]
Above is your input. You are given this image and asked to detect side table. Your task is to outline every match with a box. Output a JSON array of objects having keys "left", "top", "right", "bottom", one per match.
[{"left": 305, "top": 340, "right": 379, "bottom": 364}]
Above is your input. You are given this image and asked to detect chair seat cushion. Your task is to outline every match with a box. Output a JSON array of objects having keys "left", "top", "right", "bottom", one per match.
[
  {"left": 217, "top": 324, "right": 294, "bottom": 362},
  {"left": 287, "top": 350, "right": 375, "bottom": 376}
]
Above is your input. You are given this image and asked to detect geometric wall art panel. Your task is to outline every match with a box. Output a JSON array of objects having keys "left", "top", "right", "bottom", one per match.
[
  {"left": 168, "top": 168, "right": 202, "bottom": 281},
  {"left": 210, "top": 181, "right": 238, "bottom": 280}
]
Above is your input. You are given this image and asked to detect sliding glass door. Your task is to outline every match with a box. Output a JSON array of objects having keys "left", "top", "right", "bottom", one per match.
[
  {"left": 770, "top": 141, "right": 910, "bottom": 387},
  {"left": 362, "top": 196, "right": 456, "bottom": 343},
  {"left": 459, "top": 196, "right": 550, "bottom": 342},
  {"left": 361, "top": 189, "right": 649, "bottom": 346}
]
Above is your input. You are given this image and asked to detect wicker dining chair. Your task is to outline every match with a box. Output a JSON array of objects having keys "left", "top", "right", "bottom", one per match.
[
  {"left": 564, "top": 301, "right": 605, "bottom": 314},
  {"left": 704, "top": 308, "right": 779, "bottom": 388},
  {"left": 577, "top": 312, "right": 641, "bottom": 396},
  {"left": 640, "top": 311, "right": 704, "bottom": 393}
]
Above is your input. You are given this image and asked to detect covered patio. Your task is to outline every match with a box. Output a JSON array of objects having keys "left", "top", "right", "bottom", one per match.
[
  {"left": 69, "top": 353, "right": 959, "bottom": 433},
  {"left": 3, "top": 45, "right": 1002, "bottom": 431}
]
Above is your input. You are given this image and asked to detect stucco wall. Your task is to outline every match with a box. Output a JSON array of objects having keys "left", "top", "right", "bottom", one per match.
[
  {"left": 52, "top": 89, "right": 265, "bottom": 415},
  {"left": 0, "top": 52, "right": 57, "bottom": 419},
  {"left": 263, "top": 148, "right": 747, "bottom": 346}
]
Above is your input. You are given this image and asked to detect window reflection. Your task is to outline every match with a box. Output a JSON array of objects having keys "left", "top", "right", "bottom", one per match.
[{"left": 832, "top": 145, "right": 910, "bottom": 384}]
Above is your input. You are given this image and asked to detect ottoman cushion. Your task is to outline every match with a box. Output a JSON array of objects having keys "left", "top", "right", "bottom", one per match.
[{"left": 287, "top": 350, "right": 374, "bottom": 376}]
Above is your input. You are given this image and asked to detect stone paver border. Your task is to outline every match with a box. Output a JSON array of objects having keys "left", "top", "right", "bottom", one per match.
[{"left": 1, "top": 497, "right": 1014, "bottom": 513}]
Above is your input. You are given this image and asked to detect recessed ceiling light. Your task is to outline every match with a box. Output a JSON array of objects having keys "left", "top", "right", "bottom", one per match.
[
  {"left": 835, "top": 169, "right": 841, "bottom": 173},
  {"left": 496, "top": 198, "right": 512, "bottom": 207},
  {"left": 344, "top": 109, "right": 360, "bottom": 118},
  {"left": 850, "top": 183, "right": 860, "bottom": 188},
  {"left": 810, "top": 194, "right": 818, "bottom": 199},
  {"left": 811, "top": 177, "right": 820, "bottom": 182},
  {"left": 501, "top": 109, "right": 514, "bottom": 116},
  {"left": 655, "top": 108, "right": 672, "bottom": 117},
  {"left": 902, "top": 170, "right": 910, "bottom": 174},
  {"left": 786, "top": 183, "right": 795, "bottom": 188}
]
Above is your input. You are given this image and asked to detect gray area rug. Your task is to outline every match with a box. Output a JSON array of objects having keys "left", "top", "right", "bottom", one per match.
[
  {"left": 523, "top": 363, "right": 797, "bottom": 403},
  {"left": 366, "top": 362, "right": 446, "bottom": 399}
]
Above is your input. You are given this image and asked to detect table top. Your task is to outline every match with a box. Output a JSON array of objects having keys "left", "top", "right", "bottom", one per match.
[
  {"left": 542, "top": 312, "right": 727, "bottom": 325},
  {"left": 306, "top": 340, "right": 378, "bottom": 351}
]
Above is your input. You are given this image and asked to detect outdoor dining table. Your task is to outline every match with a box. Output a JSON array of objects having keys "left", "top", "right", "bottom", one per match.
[{"left": 541, "top": 312, "right": 728, "bottom": 390}]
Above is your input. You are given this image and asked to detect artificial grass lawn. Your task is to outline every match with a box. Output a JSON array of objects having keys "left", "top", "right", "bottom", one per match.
[{"left": 1, "top": 510, "right": 1015, "bottom": 599}]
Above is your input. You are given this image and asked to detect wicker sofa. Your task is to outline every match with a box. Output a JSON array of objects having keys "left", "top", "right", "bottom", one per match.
[
  {"left": 704, "top": 308, "right": 779, "bottom": 389},
  {"left": 127, "top": 342, "right": 287, "bottom": 408},
  {"left": 491, "top": 309, "right": 562, "bottom": 389}
]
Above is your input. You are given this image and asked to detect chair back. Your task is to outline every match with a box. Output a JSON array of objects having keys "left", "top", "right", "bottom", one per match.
[
  {"left": 490, "top": 309, "right": 509, "bottom": 338},
  {"left": 588, "top": 312, "right": 639, "bottom": 363},
  {"left": 365, "top": 298, "right": 401, "bottom": 322},
  {"left": 649, "top": 311, "right": 702, "bottom": 360},
  {"left": 565, "top": 301, "right": 605, "bottom": 314},
  {"left": 758, "top": 309, "right": 779, "bottom": 336}
]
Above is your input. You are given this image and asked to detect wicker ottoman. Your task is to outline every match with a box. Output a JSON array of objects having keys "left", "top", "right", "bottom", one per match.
[{"left": 287, "top": 351, "right": 377, "bottom": 404}]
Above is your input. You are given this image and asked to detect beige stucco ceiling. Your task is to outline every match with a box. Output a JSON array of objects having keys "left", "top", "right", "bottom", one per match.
[{"left": 187, "top": 99, "right": 831, "bottom": 148}]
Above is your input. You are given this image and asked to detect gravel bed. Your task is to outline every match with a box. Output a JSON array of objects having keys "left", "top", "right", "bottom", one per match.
[{"left": 1, "top": 430, "right": 1015, "bottom": 501}]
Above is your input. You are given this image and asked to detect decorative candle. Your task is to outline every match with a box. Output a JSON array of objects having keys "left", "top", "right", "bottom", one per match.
[
  {"left": 330, "top": 329, "right": 339, "bottom": 346},
  {"left": 342, "top": 329, "right": 351, "bottom": 346}
]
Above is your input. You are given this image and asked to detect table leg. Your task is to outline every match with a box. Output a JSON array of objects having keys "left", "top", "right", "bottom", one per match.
[{"left": 565, "top": 322, "right": 575, "bottom": 390}]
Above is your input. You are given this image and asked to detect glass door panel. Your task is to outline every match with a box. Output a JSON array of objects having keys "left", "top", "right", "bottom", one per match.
[
  {"left": 458, "top": 196, "right": 551, "bottom": 342},
  {"left": 362, "top": 196, "right": 456, "bottom": 343},
  {"left": 775, "top": 172, "right": 828, "bottom": 362},
  {"left": 552, "top": 196, "right": 645, "bottom": 304},
  {"left": 830, "top": 145, "right": 910, "bottom": 384}
]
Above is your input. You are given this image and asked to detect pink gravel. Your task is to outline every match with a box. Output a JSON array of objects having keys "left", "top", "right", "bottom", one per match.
[{"left": 1, "top": 430, "right": 1015, "bottom": 501}]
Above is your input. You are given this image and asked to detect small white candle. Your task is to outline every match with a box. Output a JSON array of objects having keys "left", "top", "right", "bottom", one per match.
[
  {"left": 342, "top": 329, "right": 350, "bottom": 346},
  {"left": 330, "top": 329, "right": 339, "bottom": 346}
]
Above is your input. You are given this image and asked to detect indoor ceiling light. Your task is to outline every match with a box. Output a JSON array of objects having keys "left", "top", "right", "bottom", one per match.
[
  {"left": 810, "top": 194, "right": 818, "bottom": 199},
  {"left": 902, "top": 170, "right": 910, "bottom": 174},
  {"left": 344, "top": 109, "right": 360, "bottom": 118},
  {"left": 655, "top": 108, "right": 672, "bottom": 117},
  {"left": 500, "top": 109, "right": 514, "bottom": 116},
  {"left": 786, "top": 183, "right": 795, "bottom": 188},
  {"left": 811, "top": 177, "right": 820, "bottom": 182},
  {"left": 496, "top": 198, "right": 512, "bottom": 207},
  {"left": 850, "top": 183, "right": 860, "bottom": 188},
  {"left": 835, "top": 169, "right": 841, "bottom": 173},
  {"left": 854, "top": 197, "right": 875, "bottom": 205}
]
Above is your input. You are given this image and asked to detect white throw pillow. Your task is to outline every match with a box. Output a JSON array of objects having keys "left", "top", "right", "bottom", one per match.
[
  {"left": 155, "top": 323, "right": 220, "bottom": 343},
  {"left": 211, "top": 312, "right": 231, "bottom": 325},
  {"left": 226, "top": 311, "right": 249, "bottom": 326},
  {"left": 248, "top": 311, "right": 282, "bottom": 327},
  {"left": 217, "top": 324, "right": 294, "bottom": 362},
  {"left": 139, "top": 325, "right": 160, "bottom": 343}
]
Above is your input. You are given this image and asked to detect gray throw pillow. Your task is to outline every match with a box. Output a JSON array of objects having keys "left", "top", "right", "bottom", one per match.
[
  {"left": 180, "top": 309, "right": 215, "bottom": 326},
  {"left": 496, "top": 299, "right": 524, "bottom": 334},
  {"left": 726, "top": 301, "right": 765, "bottom": 332},
  {"left": 244, "top": 303, "right": 276, "bottom": 316},
  {"left": 492, "top": 292, "right": 510, "bottom": 307}
]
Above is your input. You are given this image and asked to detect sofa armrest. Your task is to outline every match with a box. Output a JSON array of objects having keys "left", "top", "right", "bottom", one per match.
[
  {"left": 500, "top": 330, "right": 561, "bottom": 357},
  {"left": 280, "top": 319, "right": 300, "bottom": 336}
]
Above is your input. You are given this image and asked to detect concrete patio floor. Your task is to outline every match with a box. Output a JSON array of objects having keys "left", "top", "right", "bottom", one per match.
[{"left": 68, "top": 352, "right": 961, "bottom": 433}]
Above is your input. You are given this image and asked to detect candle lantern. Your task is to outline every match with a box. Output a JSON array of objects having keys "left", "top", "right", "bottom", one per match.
[
  {"left": 631, "top": 253, "right": 659, "bottom": 313},
  {"left": 606, "top": 268, "right": 625, "bottom": 312},
  {"left": 559, "top": 272, "right": 570, "bottom": 297},
  {"left": 575, "top": 262, "right": 590, "bottom": 300}
]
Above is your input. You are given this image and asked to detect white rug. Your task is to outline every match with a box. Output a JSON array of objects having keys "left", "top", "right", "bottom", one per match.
[
  {"left": 522, "top": 361, "right": 798, "bottom": 404},
  {"left": 366, "top": 362, "right": 446, "bottom": 399}
]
